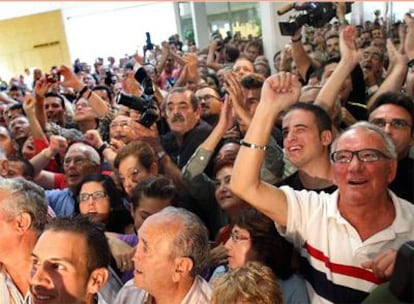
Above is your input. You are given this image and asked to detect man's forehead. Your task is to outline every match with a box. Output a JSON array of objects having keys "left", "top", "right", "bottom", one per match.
[
  {"left": 337, "top": 128, "right": 384, "bottom": 147},
  {"left": 113, "top": 115, "right": 131, "bottom": 122},
  {"left": 168, "top": 92, "right": 191, "bottom": 104},
  {"left": 369, "top": 104, "right": 412, "bottom": 121},
  {"left": 196, "top": 87, "right": 216, "bottom": 96}
]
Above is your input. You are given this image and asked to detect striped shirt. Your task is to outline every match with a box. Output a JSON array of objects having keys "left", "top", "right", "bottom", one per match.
[
  {"left": 0, "top": 263, "right": 30, "bottom": 304},
  {"left": 115, "top": 275, "right": 211, "bottom": 304},
  {"left": 277, "top": 187, "right": 414, "bottom": 304}
]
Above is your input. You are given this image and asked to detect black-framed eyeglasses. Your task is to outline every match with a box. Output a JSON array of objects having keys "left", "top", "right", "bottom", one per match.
[
  {"left": 363, "top": 52, "right": 381, "bottom": 60},
  {"left": 330, "top": 148, "right": 391, "bottom": 164},
  {"left": 198, "top": 94, "right": 220, "bottom": 102},
  {"left": 230, "top": 231, "right": 251, "bottom": 243},
  {"left": 79, "top": 191, "right": 107, "bottom": 202},
  {"left": 110, "top": 121, "right": 130, "bottom": 129},
  {"left": 370, "top": 118, "right": 412, "bottom": 130},
  {"left": 63, "top": 156, "right": 88, "bottom": 166}
]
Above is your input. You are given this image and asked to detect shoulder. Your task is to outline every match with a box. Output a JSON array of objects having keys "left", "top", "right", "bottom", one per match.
[{"left": 115, "top": 280, "right": 147, "bottom": 303}]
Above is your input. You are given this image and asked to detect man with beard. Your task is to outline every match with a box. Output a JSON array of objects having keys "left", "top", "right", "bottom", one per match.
[
  {"left": 194, "top": 86, "right": 222, "bottom": 127},
  {"left": 361, "top": 45, "right": 385, "bottom": 97},
  {"left": 161, "top": 87, "right": 211, "bottom": 169}
]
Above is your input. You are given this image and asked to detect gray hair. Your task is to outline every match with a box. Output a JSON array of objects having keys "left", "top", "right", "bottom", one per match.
[
  {"left": 331, "top": 121, "right": 397, "bottom": 159},
  {"left": 158, "top": 206, "right": 209, "bottom": 277},
  {"left": 67, "top": 142, "right": 100, "bottom": 166},
  {"left": 0, "top": 178, "right": 47, "bottom": 232}
]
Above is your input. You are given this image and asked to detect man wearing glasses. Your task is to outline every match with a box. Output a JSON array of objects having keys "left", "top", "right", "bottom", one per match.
[
  {"left": 230, "top": 72, "right": 414, "bottom": 303},
  {"left": 195, "top": 86, "right": 222, "bottom": 127},
  {"left": 45, "top": 142, "right": 101, "bottom": 216},
  {"left": 368, "top": 92, "right": 413, "bottom": 203}
]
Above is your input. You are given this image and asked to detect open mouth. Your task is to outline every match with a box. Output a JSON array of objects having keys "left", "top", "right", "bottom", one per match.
[
  {"left": 348, "top": 179, "right": 368, "bottom": 186},
  {"left": 32, "top": 292, "right": 54, "bottom": 303}
]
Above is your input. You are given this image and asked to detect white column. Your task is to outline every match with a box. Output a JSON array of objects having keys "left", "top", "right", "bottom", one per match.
[
  {"left": 190, "top": 2, "right": 210, "bottom": 49},
  {"left": 259, "top": 2, "right": 290, "bottom": 73}
]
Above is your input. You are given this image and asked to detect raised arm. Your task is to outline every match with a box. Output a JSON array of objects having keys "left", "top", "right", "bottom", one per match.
[
  {"left": 206, "top": 41, "right": 224, "bottom": 71},
  {"left": 59, "top": 65, "right": 109, "bottom": 118},
  {"left": 291, "top": 28, "right": 313, "bottom": 80},
  {"left": 315, "top": 26, "right": 361, "bottom": 114},
  {"left": 230, "top": 72, "right": 301, "bottom": 227},
  {"left": 367, "top": 39, "right": 408, "bottom": 108}
]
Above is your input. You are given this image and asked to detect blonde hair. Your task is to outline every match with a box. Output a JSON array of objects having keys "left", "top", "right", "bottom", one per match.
[{"left": 211, "top": 261, "right": 283, "bottom": 304}]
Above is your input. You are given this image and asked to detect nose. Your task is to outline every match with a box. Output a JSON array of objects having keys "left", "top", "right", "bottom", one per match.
[
  {"left": 383, "top": 123, "right": 392, "bottom": 134},
  {"left": 30, "top": 264, "right": 52, "bottom": 288},
  {"left": 285, "top": 130, "right": 297, "bottom": 143},
  {"left": 224, "top": 237, "right": 232, "bottom": 250},
  {"left": 348, "top": 154, "right": 364, "bottom": 171},
  {"left": 123, "top": 178, "right": 134, "bottom": 195}
]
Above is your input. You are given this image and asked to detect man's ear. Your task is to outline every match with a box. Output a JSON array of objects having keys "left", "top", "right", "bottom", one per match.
[
  {"left": 172, "top": 257, "right": 193, "bottom": 282},
  {"left": 16, "top": 212, "right": 32, "bottom": 233},
  {"left": 320, "top": 130, "right": 333, "bottom": 147},
  {"left": 87, "top": 268, "right": 109, "bottom": 295},
  {"left": 0, "top": 159, "right": 8, "bottom": 177},
  {"left": 150, "top": 161, "right": 158, "bottom": 176}
]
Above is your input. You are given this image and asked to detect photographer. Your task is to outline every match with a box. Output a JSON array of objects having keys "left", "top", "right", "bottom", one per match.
[
  {"left": 206, "top": 33, "right": 240, "bottom": 72},
  {"left": 156, "top": 41, "right": 185, "bottom": 91}
]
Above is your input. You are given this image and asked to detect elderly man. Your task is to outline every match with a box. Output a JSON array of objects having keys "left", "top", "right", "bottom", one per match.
[
  {"left": 231, "top": 72, "right": 414, "bottom": 303},
  {"left": 161, "top": 87, "right": 211, "bottom": 168},
  {"left": 115, "top": 206, "right": 211, "bottom": 303},
  {"left": 0, "top": 178, "right": 48, "bottom": 303},
  {"left": 29, "top": 216, "right": 110, "bottom": 304},
  {"left": 42, "top": 142, "right": 101, "bottom": 216}
]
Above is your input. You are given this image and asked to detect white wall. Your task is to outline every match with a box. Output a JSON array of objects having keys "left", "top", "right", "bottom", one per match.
[{"left": 62, "top": 2, "right": 177, "bottom": 65}]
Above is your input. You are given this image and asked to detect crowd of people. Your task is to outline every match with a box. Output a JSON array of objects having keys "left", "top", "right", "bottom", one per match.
[{"left": 0, "top": 4, "right": 413, "bottom": 304}]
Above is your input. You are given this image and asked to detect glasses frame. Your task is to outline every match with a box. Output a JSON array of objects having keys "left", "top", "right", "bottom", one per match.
[
  {"left": 79, "top": 190, "right": 108, "bottom": 202},
  {"left": 230, "top": 231, "right": 251, "bottom": 243},
  {"left": 330, "top": 148, "right": 391, "bottom": 164},
  {"left": 370, "top": 118, "right": 412, "bottom": 130}
]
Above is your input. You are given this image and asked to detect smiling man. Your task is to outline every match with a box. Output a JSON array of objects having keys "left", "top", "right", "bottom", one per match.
[
  {"left": 115, "top": 207, "right": 211, "bottom": 304},
  {"left": 231, "top": 72, "right": 414, "bottom": 303},
  {"left": 29, "top": 216, "right": 110, "bottom": 304}
]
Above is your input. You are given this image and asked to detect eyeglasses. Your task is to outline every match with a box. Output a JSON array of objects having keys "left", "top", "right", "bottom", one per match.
[
  {"left": 370, "top": 118, "right": 412, "bottom": 130},
  {"left": 330, "top": 148, "right": 391, "bottom": 164},
  {"left": 214, "top": 175, "right": 231, "bottom": 188},
  {"left": 79, "top": 191, "right": 107, "bottom": 202},
  {"left": 63, "top": 156, "right": 88, "bottom": 166},
  {"left": 363, "top": 52, "right": 382, "bottom": 60},
  {"left": 230, "top": 231, "right": 251, "bottom": 243},
  {"left": 119, "top": 168, "right": 143, "bottom": 183},
  {"left": 198, "top": 94, "right": 220, "bottom": 102},
  {"left": 110, "top": 121, "right": 130, "bottom": 129}
]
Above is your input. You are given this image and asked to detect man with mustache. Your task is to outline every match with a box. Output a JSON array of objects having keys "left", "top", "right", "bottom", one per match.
[{"left": 161, "top": 87, "right": 211, "bottom": 169}]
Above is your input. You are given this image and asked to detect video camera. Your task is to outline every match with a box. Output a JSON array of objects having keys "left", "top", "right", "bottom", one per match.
[
  {"left": 278, "top": 2, "right": 353, "bottom": 36},
  {"left": 117, "top": 67, "right": 158, "bottom": 128},
  {"left": 145, "top": 32, "right": 154, "bottom": 51}
]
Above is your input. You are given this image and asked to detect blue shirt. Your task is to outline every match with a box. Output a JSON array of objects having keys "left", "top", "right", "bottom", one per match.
[{"left": 46, "top": 188, "right": 75, "bottom": 216}]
